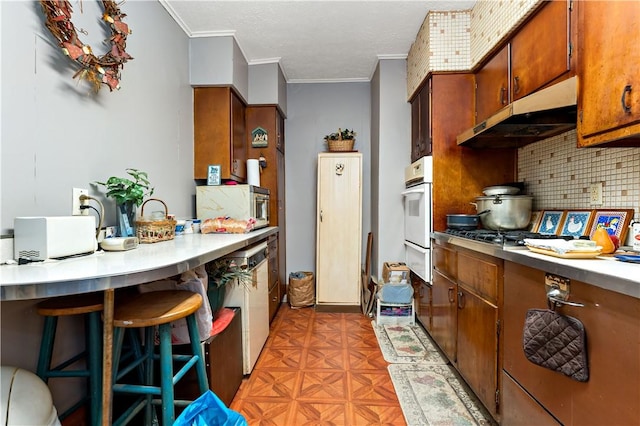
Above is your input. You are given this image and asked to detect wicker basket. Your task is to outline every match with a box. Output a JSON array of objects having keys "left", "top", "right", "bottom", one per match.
[
  {"left": 328, "top": 138, "right": 355, "bottom": 152},
  {"left": 135, "top": 198, "right": 176, "bottom": 243}
]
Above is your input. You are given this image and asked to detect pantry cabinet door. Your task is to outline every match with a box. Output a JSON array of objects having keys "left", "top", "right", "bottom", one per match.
[{"left": 316, "top": 153, "right": 362, "bottom": 306}]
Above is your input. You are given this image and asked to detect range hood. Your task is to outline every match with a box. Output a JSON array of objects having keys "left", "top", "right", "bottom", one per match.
[{"left": 457, "top": 76, "right": 577, "bottom": 148}]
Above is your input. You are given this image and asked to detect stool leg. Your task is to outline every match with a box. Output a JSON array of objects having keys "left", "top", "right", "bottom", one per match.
[
  {"left": 36, "top": 316, "right": 58, "bottom": 382},
  {"left": 186, "top": 314, "right": 209, "bottom": 394},
  {"left": 158, "top": 323, "right": 175, "bottom": 426},
  {"left": 86, "top": 311, "right": 103, "bottom": 426},
  {"left": 142, "top": 327, "right": 156, "bottom": 426}
]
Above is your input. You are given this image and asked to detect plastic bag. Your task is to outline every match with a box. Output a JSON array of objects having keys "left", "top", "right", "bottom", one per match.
[
  {"left": 174, "top": 390, "right": 248, "bottom": 426},
  {"left": 138, "top": 265, "right": 213, "bottom": 343}
]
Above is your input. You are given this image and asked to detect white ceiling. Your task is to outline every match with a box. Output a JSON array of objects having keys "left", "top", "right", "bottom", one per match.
[{"left": 160, "top": 1, "right": 477, "bottom": 83}]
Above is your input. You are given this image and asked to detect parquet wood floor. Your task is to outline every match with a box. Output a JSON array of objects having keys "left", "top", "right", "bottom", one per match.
[{"left": 230, "top": 304, "right": 407, "bottom": 425}]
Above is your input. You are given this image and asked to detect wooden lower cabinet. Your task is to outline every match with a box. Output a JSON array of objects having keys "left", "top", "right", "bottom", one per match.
[
  {"left": 501, "top": 371, "right": 560, "bottom": 425},
  {"left": 456, "top": 285, "right": 499, "bottom": 416},
  {"left": 430, "top": 269, "right": 457, "bottom": 361},
  {"left": 412, "top": 272, "right": 431, "bottom": 331},
  {"left": 503, "top": 262, "right": 640, "bottom": 425},
  {"left": 430, "top": 240, "right": 502, "bottom": 420},
  {"left": 267, "top": 234, "right": 279, "bottom": 322}
]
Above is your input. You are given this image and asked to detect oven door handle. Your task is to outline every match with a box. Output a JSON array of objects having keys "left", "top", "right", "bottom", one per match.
[{"left": 402, "top": 186, "right": 425, "bottom": 196}]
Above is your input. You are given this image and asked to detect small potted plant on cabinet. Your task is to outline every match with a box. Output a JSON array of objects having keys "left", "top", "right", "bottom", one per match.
[{"left": 324, "top": 128, "right": 356, "bottom": 152}]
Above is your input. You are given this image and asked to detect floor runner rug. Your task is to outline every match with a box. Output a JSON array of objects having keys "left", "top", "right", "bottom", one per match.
[
  {"left": 388, "top": 364, "right": 495, "bottom": 426},
  {"left": 372, "top": 321, "right": 447, "bottom": 365}
]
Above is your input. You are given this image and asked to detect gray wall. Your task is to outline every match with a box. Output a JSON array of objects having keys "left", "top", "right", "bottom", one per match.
[
  {"left": 370, "top": 60, "right": 411, "bottom": 278},
  {"left": 0, "top": 0, "right": 192, "bottom": 412},
  {"left": 285, "top": 82, "right": 371, "bottom": 277},
  {"left": 1, "top": 1, "right": 194, "bottom": 236}
]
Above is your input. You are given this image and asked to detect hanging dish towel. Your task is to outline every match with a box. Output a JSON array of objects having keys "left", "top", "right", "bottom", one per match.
[{"left": 522, "top": 308, "right": 589, "bottom": 382}]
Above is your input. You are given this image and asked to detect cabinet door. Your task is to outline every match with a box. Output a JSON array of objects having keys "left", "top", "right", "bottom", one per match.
[
  {"left": 503, "top": 262, "right": 640, "bottom": 425},
  {"left": 412, "top": 273, "right": 431, "bottom": 331},
  {"left": 578, "top": 1, "right": 640, "bottom": 147},
  {"left": 194, "top": 87, "right": 246, "bottom": 182},
  {"left": 316, "top": 154, "right": 362, "bottom": 306},
  {"left": 457, "top": 285, "right": 499, "bottom": 417},
  {"left": 277, "top": 150, "right": 287, "bottom": 295},
  {"left": 431, "top": 269, "right": 457, "bottom": 361},
  {"left": 230, "top": 92, "right": 247, "bottom": 181},
  {"left": 511, "top": 0, "right": 571, "bottom": 100},
  {"left": 268, "top": 235, "right": 279, "bottom": 322},
  {"left": 410, "top": 83, "right": 431, "bottom": 162},
  {"left": 475, "top": 45, "right": 509, "bottom": 123}
]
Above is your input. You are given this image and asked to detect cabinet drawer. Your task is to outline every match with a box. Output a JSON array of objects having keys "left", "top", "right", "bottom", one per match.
[
  {"left": 433, "top": 241, "right": 457, "bottom": 279},
  {"left": 457, "top": 251, "right": 499, "bottom": 302},
  {"left": 501, "top": 371, "right": 561, "bottom": 425}
]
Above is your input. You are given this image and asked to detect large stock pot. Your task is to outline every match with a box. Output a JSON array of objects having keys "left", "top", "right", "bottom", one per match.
[{"left": 471, "top": 195, "right": 533, "bottom": 230}]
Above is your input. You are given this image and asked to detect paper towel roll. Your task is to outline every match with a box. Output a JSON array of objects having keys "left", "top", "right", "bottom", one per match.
[{"left": 247, "top": 159, "right": 260, "bottom": 187}]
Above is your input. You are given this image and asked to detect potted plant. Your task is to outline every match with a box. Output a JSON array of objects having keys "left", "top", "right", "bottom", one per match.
[
  {"left": 93, "top": 168, "right": 154, "bottom": 237},
  {"left": 324, "top": 128, "right": 356, "bottom": 152},
  {"left": 205, "top": 258, "right": 253, "bottom": 317}
]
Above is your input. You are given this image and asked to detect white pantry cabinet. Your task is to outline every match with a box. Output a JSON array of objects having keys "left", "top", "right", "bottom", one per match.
[{"left": 316, "top": 153, "right": 362, "bottom": 308}]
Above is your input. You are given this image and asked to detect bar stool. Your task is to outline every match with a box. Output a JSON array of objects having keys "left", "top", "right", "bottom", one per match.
[
  {"left": 36, "top": 292, "right": 104, "bottom": 425},
  {"left": 111, "top": 290, "right": 209, "bottom": 426}
]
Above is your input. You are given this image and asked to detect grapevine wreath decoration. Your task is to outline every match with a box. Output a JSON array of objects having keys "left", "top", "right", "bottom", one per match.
[{"left": 39, "top": 0, "right": 133, "bottom": 91}]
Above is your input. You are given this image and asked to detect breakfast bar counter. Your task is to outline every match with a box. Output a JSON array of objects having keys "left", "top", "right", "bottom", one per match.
[{"left": 0, "top": 226, "right": 277, "bottom": 426}]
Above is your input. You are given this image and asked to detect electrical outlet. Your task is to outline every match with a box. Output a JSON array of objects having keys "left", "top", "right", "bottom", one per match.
[
  {"left": 72, "top": 188, "right": 88, "bottom": 215},
  {"left": 589, "top": 182, "right": 603, "bottom": 205}
]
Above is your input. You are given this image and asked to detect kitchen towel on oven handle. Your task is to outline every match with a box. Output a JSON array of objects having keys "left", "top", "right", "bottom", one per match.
[{"left": 522, "top": 308, "right": 589, "bottom": 382}]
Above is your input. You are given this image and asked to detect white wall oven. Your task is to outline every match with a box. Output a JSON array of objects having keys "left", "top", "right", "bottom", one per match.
[{"left": 402, "top": 156, "right": 433, "bottom": 283}]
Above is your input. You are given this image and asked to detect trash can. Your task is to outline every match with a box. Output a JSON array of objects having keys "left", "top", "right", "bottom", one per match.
[
  {"left": 288, "top": 272, "right": 315, "bottom": 308},
  {"left": 0, "top": 366, "right": 61, "bottom": 426}
]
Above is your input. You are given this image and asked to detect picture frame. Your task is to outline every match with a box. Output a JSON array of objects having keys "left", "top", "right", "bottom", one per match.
[
  {"left": 589, "top": 209, "right": 634, "bottom": 242},
  {"left": 528, "top": 211, "right": 542, "bottom": 232},
  {"left": 538, "top": 210, "right": 565, "bottom": 235},
  {"left": 558, "top": 210, "right": 595, "bottom": 237},
  {"left": 207, "top": 164, "right": 221, "bottom": 186}
]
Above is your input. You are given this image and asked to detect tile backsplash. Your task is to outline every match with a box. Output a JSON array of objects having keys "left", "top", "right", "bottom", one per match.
[{"left": 518, "top": 130, "right": 640, "bottom": 240}]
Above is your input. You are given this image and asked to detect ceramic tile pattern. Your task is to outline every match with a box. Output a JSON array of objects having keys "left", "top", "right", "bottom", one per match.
[
  {"left": 518, "top": 130, "right": 640, "bottom": 240},
  {"left": 231, "top": 305, "right": 407, "bottom": 424},
  {"left": 407, "top": 0, "right": 541, "bottom": 98}
]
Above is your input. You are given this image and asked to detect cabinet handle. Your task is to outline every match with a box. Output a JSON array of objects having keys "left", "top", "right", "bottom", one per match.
[
  {"left": 547, "top": 288, "right": 584, "bottom": 308},
  {"left": 621, "top": 84, "right": 632, "bottom": 113},
  {"left": 448, "top": 287, "right": 455, "bottom": 303},
  {"left": 320, "top": 210, "right": 323, "bottom": 222},
  {"left": 500, "top": 86, "right": 507, "bottom": 105},
  {"left": 513, "top": 76, "right": 520, "bottom": 95},
  {"left": 457, "top": 291, "right": 465, "bottom": 309}
]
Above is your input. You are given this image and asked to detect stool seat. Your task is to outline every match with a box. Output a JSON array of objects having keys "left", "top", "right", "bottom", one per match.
[
  {"left": 113, "top": 290, "right": 202, "bottom": 328},
  {"left": 37, "top": 293, "right": 103, "bottom": 316}
]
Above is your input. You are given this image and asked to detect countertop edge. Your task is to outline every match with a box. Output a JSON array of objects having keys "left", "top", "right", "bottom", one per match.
[
  {"left": 432, "top": 231, "right": 640, "bottom": 299},
  {"left": 0, "top": 227, "right": 278, "bottom": 301}
]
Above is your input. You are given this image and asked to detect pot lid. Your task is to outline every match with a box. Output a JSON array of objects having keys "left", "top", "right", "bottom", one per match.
[
  {"left": 482, "top": 185, "right": 520, "bottom": 196},
  {"left": 476, "top": 194, "right": 533, "bottom": 200}
]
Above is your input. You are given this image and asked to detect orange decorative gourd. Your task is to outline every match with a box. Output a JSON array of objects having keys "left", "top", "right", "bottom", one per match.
[{"left": 592, "top": 227, "right": 615, "bottom": 254}]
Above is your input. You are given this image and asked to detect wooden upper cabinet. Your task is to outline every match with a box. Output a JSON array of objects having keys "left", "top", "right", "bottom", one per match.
[
  {"left": 474, "top": 0, "right": 573, "bottom": 123},
  {"left": 577, "top": 1, "right": 640, "bottom": 147},
  {"left": 410, "top": 82, "right": 431, "bottom": 162},
  {"left": 475, "top": 45, "right": 509, "bottom": 123},
  {"left": 510, "top": 0, "right": 572, "bottom": 101},
  {"left": 194, "top": 87, "right": 247, "bottom": 182}
]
